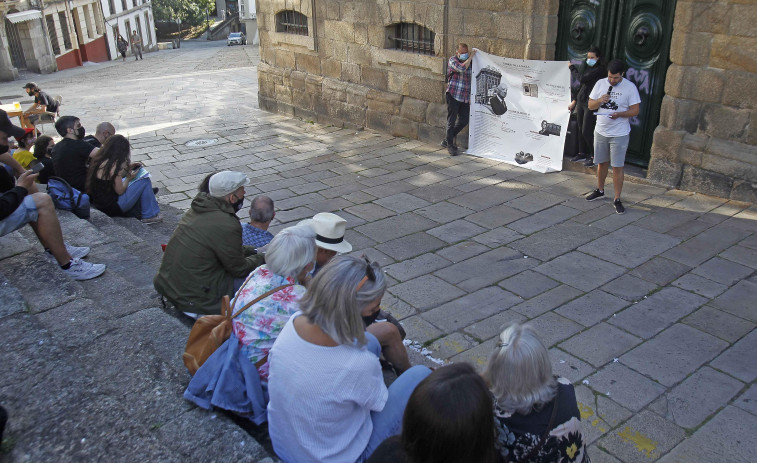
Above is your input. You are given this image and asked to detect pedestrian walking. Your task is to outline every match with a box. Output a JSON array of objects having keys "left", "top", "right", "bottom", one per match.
[
  {"left": 117, "top": 35, "right": 128, "bottom": 62},
  {"left": 131, "top": 31, "right": 143, "bottom": 60}
]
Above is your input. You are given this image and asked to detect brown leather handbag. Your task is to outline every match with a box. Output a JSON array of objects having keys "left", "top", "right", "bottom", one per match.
[{"left": 182, "top": 275, "right": 294, "bottom": 375}]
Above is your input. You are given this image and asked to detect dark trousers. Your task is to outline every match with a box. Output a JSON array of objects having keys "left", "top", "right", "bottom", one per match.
[
  {"left": 446, "top": 92, "right": 470, "bottom": 144},
  {"left": 576, "top": 104, "right": 597, "bottom": 156}
]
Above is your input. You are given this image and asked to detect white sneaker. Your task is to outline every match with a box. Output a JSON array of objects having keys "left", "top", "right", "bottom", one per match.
[
  {"left": 63, "top": 258, "right": 106, "bottom": 281},
  {"left": 46, "top": 243, "right": 90, "bottom": 260},
  {"left": 66, "top": 243, "right": 90, "bottom": 259}
]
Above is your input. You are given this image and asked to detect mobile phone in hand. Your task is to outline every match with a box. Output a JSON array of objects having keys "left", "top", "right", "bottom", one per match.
[{"left": 30, "top": 162, "right": 44, "bottom": 173}]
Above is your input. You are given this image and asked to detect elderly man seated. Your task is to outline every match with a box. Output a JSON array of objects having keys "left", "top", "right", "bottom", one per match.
[
  {"left": 154, "top": 171, "right": 265, "bottom": 318},
  {"left": 300, "top": 212, "right": 411, "bottom": 374},
  {"left": 242, "top": 195, "right": 275, "bottom": 248},
  {"left": 83, "top": 122, "right": 115, "bottom": 148},
  {"left": 0, "top": 111, "right": 105, "bottom": 281}
]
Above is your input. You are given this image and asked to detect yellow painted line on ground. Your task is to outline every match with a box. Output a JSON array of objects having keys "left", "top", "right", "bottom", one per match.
[{"left": 617, "top": 426, "right": 658, "bottom": 459}]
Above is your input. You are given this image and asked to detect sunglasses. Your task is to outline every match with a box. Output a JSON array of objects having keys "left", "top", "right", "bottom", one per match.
[{"left": 356, "top": 255, "right": 376, "bottom": 291}]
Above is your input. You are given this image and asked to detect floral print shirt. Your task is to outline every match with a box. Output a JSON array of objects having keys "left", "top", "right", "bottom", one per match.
[
  {"left": 232, "top": 265, "right": 306, "bottom": 381},
  {"left": 494, "top": 380, "right": 589, "bottom": 463}
]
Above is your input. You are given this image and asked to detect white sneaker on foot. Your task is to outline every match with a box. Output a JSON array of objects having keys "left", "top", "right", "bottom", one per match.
[
  {"left": 46, "top": 243, "right": 90, "bottom": 260},
  {"left": 63, "top": 258, "right": 106, "bottom": 281},
  {"left": 141, "top": 214, "right": 163, "bottom": 224}
]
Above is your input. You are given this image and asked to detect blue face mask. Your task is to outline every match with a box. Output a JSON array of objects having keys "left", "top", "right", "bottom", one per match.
[
  {"left": 459, "top": 53, "right": 469, "bottom": 61},
  {"left": 586, "top": 58, "right": 597, "bottom": 67}
]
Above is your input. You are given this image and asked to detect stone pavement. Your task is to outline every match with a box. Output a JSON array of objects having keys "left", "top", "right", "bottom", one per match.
[{"left": 1, "top": 41, "right": 756, "bottom": 462}]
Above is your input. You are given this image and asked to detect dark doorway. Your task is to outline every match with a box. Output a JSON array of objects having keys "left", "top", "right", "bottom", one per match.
[
  {"left": 4, "top": 17, "right": 27, "bottom": 70},
  {"left": 556, "top": 0, "right": 677, "bottom": 167}
]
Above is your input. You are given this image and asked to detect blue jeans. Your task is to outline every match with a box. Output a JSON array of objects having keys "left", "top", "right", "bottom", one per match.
[
  {"left": 357, "top": 333, "right": 432, "bottom": 461},
  {"left": 117, "top": 177, "right": 160, "bottom": 219},
  {"left": 0, "top": 195, "right": 38, "bottom": 237}
]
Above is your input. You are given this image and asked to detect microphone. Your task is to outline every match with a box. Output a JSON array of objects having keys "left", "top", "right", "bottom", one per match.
[{"left": 606, "top": 85, "right": 613, "bottom": 95}]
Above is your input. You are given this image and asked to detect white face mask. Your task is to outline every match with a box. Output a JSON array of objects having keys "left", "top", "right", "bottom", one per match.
[
  {"left": 586, "top": 58, "right": 597, "bottom": 67},
  {"left": 459, "top": 53, "right": 469, "bottom": 60}
]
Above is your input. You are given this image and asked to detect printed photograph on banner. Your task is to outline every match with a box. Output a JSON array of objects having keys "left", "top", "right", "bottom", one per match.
[{"left": 467, "top": 50, "right": 572, "bottom": 173}]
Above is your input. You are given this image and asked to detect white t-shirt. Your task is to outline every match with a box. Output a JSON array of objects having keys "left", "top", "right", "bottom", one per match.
[
  {"left": 267, "top": 312, "right": 388, "bottom": 463},
  {"left": 589, "top": 77, "right": 641, "bottom": 137}
]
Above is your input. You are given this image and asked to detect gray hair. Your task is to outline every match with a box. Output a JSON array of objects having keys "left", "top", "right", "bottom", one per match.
[
  {"left": 250, "top": 195, "right": 274, "bottom": 223},
  {"left": 96, "top": 122, "right": 115, "bottom": 136},
  {"left": 264, "top": 225, "right": 316, "bottom": 279},
  {"left": 299, "top": 255, "right": 386, "bottom": 346},
  {"left": 484, "top": 323, "right": 557, "bottom": 415}
]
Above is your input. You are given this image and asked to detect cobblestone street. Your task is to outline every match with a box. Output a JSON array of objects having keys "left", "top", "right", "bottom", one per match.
[{"left": 1, "top": 41, "right": 756, "bottom": 462}]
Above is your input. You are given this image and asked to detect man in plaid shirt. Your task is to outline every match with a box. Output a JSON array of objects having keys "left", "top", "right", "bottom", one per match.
[
  {"left": 443, "top": 43, "right": 477, "bottom": 155},
  {"left": 241, "top": 195, "right": 275, "bottom": 248}
]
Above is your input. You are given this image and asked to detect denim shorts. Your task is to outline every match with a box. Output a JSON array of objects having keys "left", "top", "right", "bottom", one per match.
[
  {"left": 0, "top": 195, "right": 38, "bottom": 237},
  {"left": 593, "top": 132, "right": 630, "bottom": 168}
]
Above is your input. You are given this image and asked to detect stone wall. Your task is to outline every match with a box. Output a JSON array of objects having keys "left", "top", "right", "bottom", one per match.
[
  {"left": 256, "top": 0, "right": 559, "bottom": 144},
  {"left": 648, "top": 0, "right": 757, "bottom": 202}
]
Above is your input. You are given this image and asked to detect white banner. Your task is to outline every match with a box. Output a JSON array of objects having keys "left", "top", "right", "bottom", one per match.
[{"left": 467, "top": 50, "right": 572, "bottom": 173}]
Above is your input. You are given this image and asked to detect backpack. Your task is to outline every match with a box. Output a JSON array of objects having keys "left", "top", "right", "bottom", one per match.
[{"left": 47, "top": 176, "right": 90, "bottom": 219}]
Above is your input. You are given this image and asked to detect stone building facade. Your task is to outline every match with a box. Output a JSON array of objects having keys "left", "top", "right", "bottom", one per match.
[
  {"left": 256, "top": 0, "right": 757, "bottom": 202},
  {"left": 647, "top": 0, "right": 757, "bottom": 202}
]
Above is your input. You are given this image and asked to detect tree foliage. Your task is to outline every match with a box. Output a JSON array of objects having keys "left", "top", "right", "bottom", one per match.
[{"left": 152, "top": 0, "right": 216, "bottom": 26}]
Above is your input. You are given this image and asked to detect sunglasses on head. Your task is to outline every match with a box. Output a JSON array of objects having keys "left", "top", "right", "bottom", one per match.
[{"left": 356, "top": 255, "right": 376, "bottom": 291}]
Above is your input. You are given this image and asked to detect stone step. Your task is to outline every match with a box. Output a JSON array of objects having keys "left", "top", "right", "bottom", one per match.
[{"left": 0, "top": 205, "right": 276, "bottom": 461}]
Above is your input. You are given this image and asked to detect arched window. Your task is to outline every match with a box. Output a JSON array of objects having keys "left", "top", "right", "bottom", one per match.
[
  {"left": 388, "top": 22, "right": 434, "bottom": 55},
  {"left": 276, "top": 10, "right": 308, "bottom": 36}
]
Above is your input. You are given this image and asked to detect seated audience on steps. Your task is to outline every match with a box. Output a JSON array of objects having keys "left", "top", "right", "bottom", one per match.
[
  {"left": 11, "top": 128, "right": 36, "bottom": 169},
  {"left": 242, "top": 195, "right": 275, "bottom": 248},
  {"left": 51, "top": 116, "right": 98, "bottom": 192},
  {"left": 367, "top": 363, "right": 500, "bottom": 463},
  {"left": 30, "top": 135, "right": 55, "bottom": 184},
  {"left": 485, "top": 323, "right": 589, "bottom": 463},
  {"left": 300, "top": 212, "right": 411, "bottom": 375},
  {"left": 266, "top": 255, "right": 431, "bottom": 463},
  {"left": 184, "top": 224, "right": 315, "bottom": 424},
  {"left": 154, "top": 170, "right": 264, "bottom": 318},
  {"left": 85, "top": 134, "right": 161, "bottom": 223},
  {"left": 0, "top": 111, "right": 106, "bottom": 281}
]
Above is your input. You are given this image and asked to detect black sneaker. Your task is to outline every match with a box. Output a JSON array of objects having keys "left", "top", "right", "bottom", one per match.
[
  {"left": 448, "top": 145, "right": 459, "bottom": 156},
  {"left": 441, "top": 139, "right": 448, "bottom": 148},
  {"left": 583, "top": 157, "right": 595, "bottom": 167},
  {"left": 614, "top": 199, "right": 625, "bottom": 214},
  {"left": 570, "top": 153, "right": 588, "bottom": 162},
  {"left": 586, "top": 189, "right": 604, "bottom": 201}
]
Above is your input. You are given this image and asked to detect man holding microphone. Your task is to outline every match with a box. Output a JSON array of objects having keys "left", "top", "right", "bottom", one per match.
[{"left": 585, "top": 59, "right": 641, "bottom": 215}]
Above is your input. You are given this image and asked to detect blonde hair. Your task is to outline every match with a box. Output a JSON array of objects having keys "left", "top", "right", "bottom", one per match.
[
  {"left": 484, "top": 323, "right": 557, "bottom": 415},
  {"left": 298, "top": 255, "right": 386, "bottom": 346}
]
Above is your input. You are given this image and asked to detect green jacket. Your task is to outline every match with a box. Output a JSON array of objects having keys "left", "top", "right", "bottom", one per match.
[{"left": 153, "top": 193, "right": 264, "bottom": 315}]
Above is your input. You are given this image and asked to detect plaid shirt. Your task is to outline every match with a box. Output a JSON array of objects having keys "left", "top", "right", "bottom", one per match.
[
  {"left": 242, "top": 223, "right": 274, "bottom": 248},
  {"left": 447, "top": 55, "right": 472, "bottom": 103}
]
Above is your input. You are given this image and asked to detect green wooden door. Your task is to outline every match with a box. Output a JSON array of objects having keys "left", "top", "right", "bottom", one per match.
[{"left": 556, "top": 0, "right": 676, "bottom": 166}]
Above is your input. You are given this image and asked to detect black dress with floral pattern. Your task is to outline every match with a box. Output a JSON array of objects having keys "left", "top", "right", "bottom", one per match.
[{"left": 494, "top": 380, "right": 589, "bottom": 463}]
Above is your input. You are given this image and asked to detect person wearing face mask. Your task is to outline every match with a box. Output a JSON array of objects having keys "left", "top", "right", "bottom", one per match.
[
  {"left": 442, "top": 43, "right": 477, "bottom": 156},
  {"left": 31, "top": 135, "right": 55, "bottom": 184},
  {"left": 154, "top": 170, "right": 265, "bottom": 318},
  {"left": 51, "top": 116, "right": 98, "bottom": 192},
  {"left": 568, "top": 46, "right": 607, "bottom": 166}
]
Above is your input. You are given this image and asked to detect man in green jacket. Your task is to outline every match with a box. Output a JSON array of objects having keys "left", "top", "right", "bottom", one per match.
[{"left": 154, "top": 171, "right": 264, "bottom": 317}]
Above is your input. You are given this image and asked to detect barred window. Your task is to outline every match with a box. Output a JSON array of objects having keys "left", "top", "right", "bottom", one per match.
[
  {"left": 276, "top": 10, "right": 308, "bottom": 36},
  {"left": 389, "top": 23, "right": 434, "bottom": 55},
  {"left": 45, "top": 15, "right": 60, "bottom": 55}
]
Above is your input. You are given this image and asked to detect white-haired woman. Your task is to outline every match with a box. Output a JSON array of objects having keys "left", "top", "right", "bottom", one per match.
[
  {"left": 267, "top": 255, "right": 431, "bottom": 463},
  {"left": 484, "top": 323, "right": 589, "bottom": 463},
  {"left": 184, "top": 225, "right": 316, "bottom": 424}
]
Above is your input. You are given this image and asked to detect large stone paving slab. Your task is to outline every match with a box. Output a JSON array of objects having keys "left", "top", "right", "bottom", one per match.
[
  {"left": 421, "top": 286, "right": 522, "bottom": 333},
  {"left": 434, "top": 247, "right": 536, "bottom": 292},
  {"left": 621, "top": 324, "right": 728, "bottom": 387},
  {"left": 559, "top": 323, "right": 642, "bottom": 367},
  {"left": 387, "top": 275, "right": 466, "bottom": 311},
  {"left": 508, "top": 221, "right": 607, "bottom": 262},
  {"left": 609, "top": 287, "right": 708, "bottom": 339},
  {"left": 708, "top": 280, "right": 757, "bottom": 322},
  {"left": 709, "top": 329, "right": 757, "bottom": 382},
  {"left": 555, "top": 290, "right": 630, "bottom": 327},
  {"left": 659, "top": 406, "right": 757, "bottom": 462},
  {"left": 578, "top": 225, "right": 681, "bottom": 268},
  {"left": 534, "top": 251, "right": 626, "bottom": 292},
  {"left": 598, "top": 410, "right": 685, "bottom": 463},
  {"left": 586, "top": 363, "right": 666, "bottom": 412}
]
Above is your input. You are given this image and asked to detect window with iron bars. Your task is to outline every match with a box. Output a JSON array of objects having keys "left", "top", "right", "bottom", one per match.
[
  {"left": 46, "top": 15, "right": 60, "bottom": 55},
  {"left": 390, "top": 23, "right": 434, "bottom": 55},
  {"left": 276, "top": 10, "right": 308, "bottom": 36}
]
